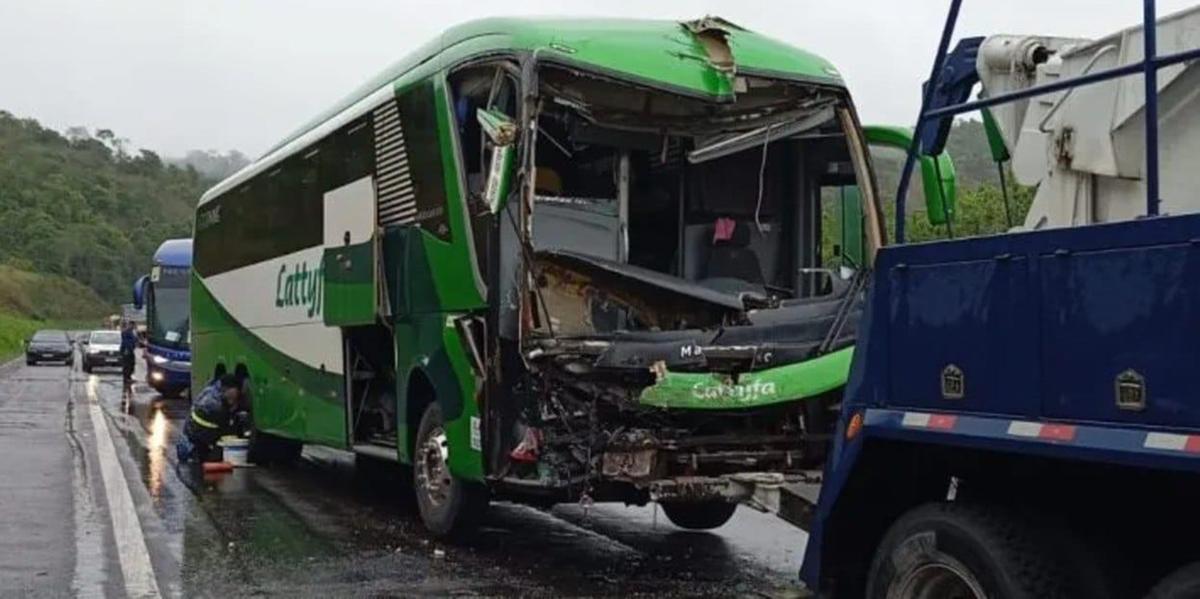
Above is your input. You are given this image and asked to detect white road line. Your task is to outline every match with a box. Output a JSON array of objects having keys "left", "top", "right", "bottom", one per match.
[
  {"left": 85, "top": 378, "right": 162, "bottom": 598},
  {"left": 69, "top": 375, "right": 108, "bottom": 598}
]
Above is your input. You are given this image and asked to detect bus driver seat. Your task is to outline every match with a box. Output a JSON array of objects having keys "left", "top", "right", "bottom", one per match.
[{"left": 705, "top": 218, "right": 764, "bottom": 285}]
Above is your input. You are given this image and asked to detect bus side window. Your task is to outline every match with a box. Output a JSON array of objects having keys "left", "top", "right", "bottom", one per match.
[
  {"left": 449, "top": 65, "right": 518, "bottom": 201},
  {"left": 820, "top": 186, "right": 864, "bottom": 275},
  {"left": 397, "top": 80, "right": 451, "bottom": 241},
  {"left": 449, "top": 64, "right": 520, "bottom": 280}
]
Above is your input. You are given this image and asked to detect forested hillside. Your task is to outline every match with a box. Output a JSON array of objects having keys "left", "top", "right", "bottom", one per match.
[{"left": 0, "top": 111, "right": 212, "bottom": 304}]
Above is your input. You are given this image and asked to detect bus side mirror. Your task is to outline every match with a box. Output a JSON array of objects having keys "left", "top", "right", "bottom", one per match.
[
  {"left": 920, "top": 152, "right": 957, "bottom": 226},
  {"left": 477, "top": 108, "right": 518, "bottom": 214},
  {"left": 132, "top": 274, "right": 149, "bottom": 310},
  {"left": 862, "top": 125, "right": 958, "bottom": 226}
]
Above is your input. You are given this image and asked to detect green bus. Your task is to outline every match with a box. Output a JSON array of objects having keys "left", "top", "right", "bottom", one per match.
[{"left": 192, "top": 16, "right": 949, "bottom": 536}]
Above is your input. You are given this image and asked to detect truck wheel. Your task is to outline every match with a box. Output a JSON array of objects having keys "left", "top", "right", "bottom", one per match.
[
  {"left": 1146, "top": 562, "right": 1200, "bottom": 599},
  {"left": 413, "top": 402, "right": 487, "bottom": 538},
  {"left": 660, "top": 501, "right": 738, "bottom": 530},
  {"left": 866, "top": 503, "right": 1072, "bottom": 599}
]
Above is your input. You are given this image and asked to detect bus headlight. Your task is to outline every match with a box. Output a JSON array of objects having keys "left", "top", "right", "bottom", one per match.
[{"left": 151, "top": 354, "right": 168, "bottom": 365}]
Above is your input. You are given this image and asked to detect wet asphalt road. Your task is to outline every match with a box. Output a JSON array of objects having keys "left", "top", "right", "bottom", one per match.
[{"left": 0, "top": 350, "right": 812, "bottom": 598}]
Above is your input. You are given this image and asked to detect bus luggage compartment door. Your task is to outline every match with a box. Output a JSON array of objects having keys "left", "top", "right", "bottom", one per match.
[{"left": 323, "top": 176, "right": 378, "bottom": 326}]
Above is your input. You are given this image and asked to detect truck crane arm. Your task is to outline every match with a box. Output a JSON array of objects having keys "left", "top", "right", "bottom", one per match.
[{"left": 923, "top": 6, "right": 1200, "bottom": 230}]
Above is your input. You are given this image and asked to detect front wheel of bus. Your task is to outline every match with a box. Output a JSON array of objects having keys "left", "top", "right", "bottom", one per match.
[
  {"left": 414, "top": 402, "right": 487, "bottom": 538},
  {"left": 248, "top": 429, "right": 302, "bottom": 465},
  {"left": 660, "top": 501, "right": 738, "bottom": 530}
]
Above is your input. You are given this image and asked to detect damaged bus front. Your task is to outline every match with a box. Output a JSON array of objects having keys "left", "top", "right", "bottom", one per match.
[{"left": 462, "top": 18, "right": 951, "bottom": 530}]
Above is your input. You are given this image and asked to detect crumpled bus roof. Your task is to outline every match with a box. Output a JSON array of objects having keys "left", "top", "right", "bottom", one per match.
[
  {"left": 262, "top": 17, "right": 844, "bottom": 160},
  {"left": 442, "top": 17, "right": 844, "bottom": 92}
]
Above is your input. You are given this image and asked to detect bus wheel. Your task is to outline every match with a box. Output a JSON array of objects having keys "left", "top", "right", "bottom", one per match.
[
  {"left": 866, "top": 503, "right": 1069, "bottom": 599},
  {"left": 660, "top": 501, "right": 737, "bottom": 530},
  {"left": 1147, "top": 562, "right": 1200, "bottom": 599},
  {"left": 413, "top": 402, "right": 487, "bottom": 538},
  {"left": 248, "top": 430, "right": 302, "bottom": 465}
]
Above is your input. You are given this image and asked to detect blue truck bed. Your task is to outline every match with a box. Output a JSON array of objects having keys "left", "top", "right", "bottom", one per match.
[{"left": 800, "top": 211, "right": 1200, "bottom": 592}]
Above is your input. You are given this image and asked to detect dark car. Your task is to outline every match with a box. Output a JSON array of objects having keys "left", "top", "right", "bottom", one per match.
[{"left": 25, "top": 330, "right": 74, "bottom": 366}]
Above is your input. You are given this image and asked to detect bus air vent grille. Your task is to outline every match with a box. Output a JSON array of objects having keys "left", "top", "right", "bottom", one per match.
[{"left": 373, "top": 100, "right": 417, "bottom": 227}]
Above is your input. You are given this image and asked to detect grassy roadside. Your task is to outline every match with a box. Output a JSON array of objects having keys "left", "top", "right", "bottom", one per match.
[{"left": 0, "top": 264, "right": 112, "bottom": 362}]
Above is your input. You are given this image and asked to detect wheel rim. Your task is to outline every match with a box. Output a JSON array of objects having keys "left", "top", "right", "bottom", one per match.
[
  {"left": 892, "top": 561, "right": 986, "bottom": 599},
  {"left": 416, "top": 426, "right": 452, "bottom": 507}
]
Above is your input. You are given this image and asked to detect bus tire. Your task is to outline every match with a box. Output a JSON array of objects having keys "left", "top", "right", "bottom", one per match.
[
  {"left": 660, "top": 501, "right": 738, "bottom": 530},
  {"left": 248, "top": 430, "right": 302, "bottom": 465},
  {"left": 866, "top": 502, "right": 1072, "bottom": 599},
  {"left": 1146, "top": 562, "right": 1200, "bottom": 599},
  {"left": 413, "top": 402, "right": 487, "bottom": 539}
]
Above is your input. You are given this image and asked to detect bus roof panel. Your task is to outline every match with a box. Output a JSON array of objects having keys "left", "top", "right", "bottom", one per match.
[
  {"left": 203, "top": 17, "right": 843, "bottom": 205},
  {"left": 442, "top": 17, "right": 842, "bottom": 89},
  {"left": 153, "top": 238, "right": 193, "bottom": 268}
]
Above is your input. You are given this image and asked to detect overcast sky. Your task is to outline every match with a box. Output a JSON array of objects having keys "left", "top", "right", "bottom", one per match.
[{"left": 1, "top": 0, "right": 1193, "bottom": 157}]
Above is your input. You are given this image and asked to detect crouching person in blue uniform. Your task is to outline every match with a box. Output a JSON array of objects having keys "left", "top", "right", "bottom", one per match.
[{"left": 176, "top": 374, "right": 250, "bottom": 463}]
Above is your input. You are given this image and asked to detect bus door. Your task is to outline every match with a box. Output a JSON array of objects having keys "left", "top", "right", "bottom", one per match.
[{"left": 322, "top": 176, "right": 378, "bottom": 326}]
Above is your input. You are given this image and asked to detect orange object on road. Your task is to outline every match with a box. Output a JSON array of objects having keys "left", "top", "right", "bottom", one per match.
[{"left": 201, "top": 461, "right": 233, "bottom": 473}]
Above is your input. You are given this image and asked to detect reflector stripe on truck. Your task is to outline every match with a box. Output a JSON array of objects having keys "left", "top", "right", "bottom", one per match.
[
  {"left": 865, "top": 409, "right": 1200, "bottom": 472},
  {"left": 901, "top": 412, "right": 957, "bottom": 430},
  {"left": 1143, "top": 432, "right": 1200, "bottom": 453},
  {"left": 1006, "top": 421, "right": 1077, "bottom": 442}
]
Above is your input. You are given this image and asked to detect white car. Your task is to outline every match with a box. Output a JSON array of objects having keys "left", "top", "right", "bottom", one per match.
[{"left": 82, "top": 330, "right": 123, "bottom": 373}]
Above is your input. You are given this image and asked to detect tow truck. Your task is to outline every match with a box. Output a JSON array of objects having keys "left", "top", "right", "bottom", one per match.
[{"left": 790, "top": 2, "right": 1200, "bottom": 597}]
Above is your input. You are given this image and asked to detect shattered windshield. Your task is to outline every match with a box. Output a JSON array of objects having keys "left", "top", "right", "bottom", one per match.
[{"left": 518, "top": 67, "right": 873, "bottom": 338}]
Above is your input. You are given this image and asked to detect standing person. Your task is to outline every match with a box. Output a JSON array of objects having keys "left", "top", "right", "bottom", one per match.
[{"left": 119, "top": 320, "right": 138, "bottom": 392}]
